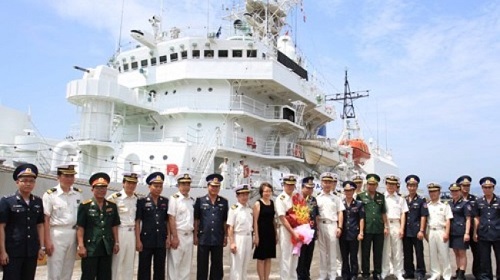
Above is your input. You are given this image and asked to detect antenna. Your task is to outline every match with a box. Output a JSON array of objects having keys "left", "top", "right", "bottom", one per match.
[
  {"left": 325, "top": 70, "right": 369, "bottom": 119},
  {"left": 116, "top": 0, "right": 126, "bottom": 54}
]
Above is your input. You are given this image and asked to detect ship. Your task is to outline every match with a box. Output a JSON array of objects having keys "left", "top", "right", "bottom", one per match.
[{"left": 0, "top": 0, "right": 397, "bottom": 199}]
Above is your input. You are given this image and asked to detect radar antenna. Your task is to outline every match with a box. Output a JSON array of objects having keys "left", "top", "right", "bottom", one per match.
[{"left": 325, "top": 70, "right": 369, "bottom": 119}]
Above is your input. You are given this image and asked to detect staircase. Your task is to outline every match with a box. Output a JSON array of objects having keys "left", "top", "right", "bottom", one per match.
[{"left": 191, "top": 131, "right": 219, "bottom": 187}]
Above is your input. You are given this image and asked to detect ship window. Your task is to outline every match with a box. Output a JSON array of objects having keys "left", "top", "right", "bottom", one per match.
[
  {"left": 149, "top": 155, "right": 154, "bottom": 160},
  {"left": 131, "top": 61, "right": 138, "bottom": 70},
  {"left": 159, "top": 55, "right": 167, "bottom": 64},
  {"left": 163, "top": 155, "right": 168, "bottom": 160},
  {"left": 218, "top": 50, "right": 228, "bottom": 58},
  {"left": 208, "top": 87, "right": 213, "bottom": 92},
  {"left": 247, "top": 50, "right": 257, "bottom": 58},
  {"left": 192, "top": 50, "right": 200, "bottom": 58},
  {"left": 141, "top": 59, "right": 148, "bottom": 67},
  {"left": 181, "top": 51, "right": 188, "bottom": 59},
  {"left": 170, "top": 53, "right": 178, "bottom": 62},
  {"left": 197, "top": 88, "right": 202, "bottom": 92},
  {"left": 123, "top": 64, "right": 129, "bottom": 72},
  {"left": 118, "top": 66, "right": 122, "bottom": 73},
  {"left": 151, "top": 57, "right": 157, "bottom": 66},
  {"left": 204, "top": 50, "right": 214, "bottom": 58},
  {"left": 232, "top": 50, "right": 243, "bottom": 57}
]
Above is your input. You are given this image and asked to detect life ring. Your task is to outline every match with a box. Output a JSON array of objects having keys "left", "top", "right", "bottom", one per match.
[{"left": 243, "top": 165, "right": 250, "bottom": 178}]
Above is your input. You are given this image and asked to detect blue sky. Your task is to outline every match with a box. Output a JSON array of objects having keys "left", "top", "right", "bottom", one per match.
[{"left": 1, "top": 0, "right": 499, "bottom": 194}]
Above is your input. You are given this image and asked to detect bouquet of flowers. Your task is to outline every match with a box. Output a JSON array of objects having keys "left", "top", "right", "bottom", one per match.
[{"left": 285, "top": 193, "right": 315, "bottom": 256}]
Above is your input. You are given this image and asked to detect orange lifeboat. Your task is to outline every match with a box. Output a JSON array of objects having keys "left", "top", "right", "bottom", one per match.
[{"left": 340, "top": 139, "right": 371, "bottom": 165}]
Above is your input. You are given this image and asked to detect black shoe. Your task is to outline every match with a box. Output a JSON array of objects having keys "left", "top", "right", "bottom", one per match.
[
  {"left": 416, "top": 276, "right": 424, "bottom": 280},
  {"left": 362, "top": 275, "right": 370, "bottom": 280},
  {"left": 403, "top": 273, "right": 415, "bottom": 279},
  {"left": 351, "top": 276, "right": 358, "bottom": 280},
  {"left": 373, "top": 274, "right": 382, "bottom": 280}
]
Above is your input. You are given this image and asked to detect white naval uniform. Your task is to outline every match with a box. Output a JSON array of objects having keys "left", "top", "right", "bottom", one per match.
[
  {"left": 218, "top": 162, "right": 229, "bottom": 189},
  {"left": 275, "top": 191, "right": 299, "bottom": 279},
  {"left": 107, "top": 190, "right": 138, "bottom": 280},
  {"left": 427, "top": 200, "right": 453, "bottom": 280},
  {"left": 316, "top": 190, "right": 345, "bottom": 280},
  {"left": 42, "top": 184, "right": 82, "bottom": 280},
  {"left": 167, "top": 192, "right": 195, "bottom": 280},
  {"left": 382, "top": 192, "right": 409, "bottom": 279},
  {"left": 227, "top": 202, "right": 253, "bottom": 280}
]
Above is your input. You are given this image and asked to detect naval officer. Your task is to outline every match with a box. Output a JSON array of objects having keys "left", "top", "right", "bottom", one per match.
[
  {"left": 43, "top": 164, "right": 82, "bottom": 280},
  {"left": 0, "top": 164, "right": 45, "bottom": 280},
  {"left": 402, "top": 175, "right": 428, "bottom": 280},
  {"left": 167, "top": 173, "right": 195, "bottom": 280},
  {"left": 77, "top": 172, "right": 121, "bottom": 280},
  {"left": 448, "top": 183, "right": 471, "bottom": 280},
  {"left": 356, "top": 173, "right": 388, "bottom": 280},
  {"left": 136, "top": 172, "right": 170, "bottom": 280},
  {"left": 107, "top": 172, "right": 139, "bottom": 280},
  {"left": 194, "top": 174, "right": 229, "bottom": 280},
  {"left": 473, "top": 177, "right": 500, "bottom": 280}
]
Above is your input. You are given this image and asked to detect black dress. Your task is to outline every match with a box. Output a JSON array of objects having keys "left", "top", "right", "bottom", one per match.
[{"left": 253, "top": 199, "right": 277, "bottom": 260}]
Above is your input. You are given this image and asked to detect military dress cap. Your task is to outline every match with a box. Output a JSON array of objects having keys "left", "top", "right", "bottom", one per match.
[
  {"left": 302, "top": 176, "right": 315, "bottom": 188},
  {"left": 176, "top": 173, "right": 192, "bottom": 183},
  {"left": 351, "top": 174, "right": 364, "bottom": 183},
  {"left": 146, "top": 172, "right": 165, "bottom": 185},
  {"left": 283, "top": 174, "right": 297, "bottom": 185},
  {"left": 235, "top": 184, "right": 251, "bottom": 194},
  {"left": 89, "top": 172, "right": 110, "bottom": 187},
  {"left": 13, "top": 163, "right": 38, "bottom": 180},
  {"left": 206, "top": 173, "right": 223, "bottom": 186},
  {"left": 449, "top": 183, "right": 461, "bottom": 191},
  {"left": 405, "top": 175, "right": 420, "bottom": 184},
  {"left": 427, "top": 182, "right": 441, "bottom": 191},
  {"left": 343, "top": 181, "right": 356, "bottom": 191},
  {"left": 57, "top": 164, "right": 77, "bottom": 175},
  {"left": 366, "top": 173, "right": 380, "bottom": 184},
  {"left": 479, "top": 177, "right": 496, "bottom": 187},
  {"left": 385, "top": 174, "right": 399, "bottom": 184},
  {"left": 456, "top": 175, "right": 472, "bottom": 186},
  {"left": 320, "top": 172, "right": 338, "bottom": 181},
  {"left": 123, "top": 172, "right": 139, "bottom": 182}
]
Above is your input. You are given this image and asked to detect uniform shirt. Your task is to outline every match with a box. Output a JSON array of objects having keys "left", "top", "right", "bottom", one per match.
[
  {"left": 107, "top": 190, "right": 137, "bottom": 227},
  {"left": 384, "top": 192, "right": 409, "bottom": 219},
  {"left": 167, "top": 192, "right": 195, "bottom": 232},
  {"left": 475, "top": 194, "right": 500, "bottom": 241},
  {"left": 227, "top": 202, "right": 253, "bottom": 233},
  {"left": 404, "top": 195, "right": 429, "bottom": 237},
  {"left": 136, "top": 195, "right": 169, "bottom": 248},
  {"left": 305, "top": 195, "right": 319, "bottom": 231},
  {"left": 0, "top": 192, "right": 44, "bottom": 258},
  {"left": 77, "top": 198, "right": 120, "bottom": 256},
  {"left": 462, "top": 193, "right": 477, "bottom": 234},
  {"left": 356, "top": 191, "right": 387, "bottom": 234},
  {"left": 427, "top": 200, "right": 453, "bottom": 229},
  {"left": 341, "top": 198, "right": 365, "bottom": 240},
  {"left": 449, "top": 198, "right": 471, "bottom": 236},
  {"left": 316, "top": 191, "right": 345, "bottom": 222},
  {"left": 194, "top": 195, "right": 228, "bottom": 246},
  {"left": 275, "top": 191, "right": 295, "bottom": 218},
  {"left": 43, "top": 185, "right": 82, "bottom": 226}
]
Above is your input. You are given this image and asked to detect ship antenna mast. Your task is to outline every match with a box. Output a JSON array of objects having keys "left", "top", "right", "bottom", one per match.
[
  {"left": 116, "top": 0, "right": 126, "bottom": 54},
  {"left": 325, "top": 70, "right": 369, "bottom": 119}
]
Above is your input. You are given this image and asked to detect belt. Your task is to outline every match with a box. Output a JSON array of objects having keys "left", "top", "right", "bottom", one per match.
[
  {"left": 235, "top": 231, "right": 252, "bottom": 236},
  {"left": 119, "top": 225, "right": 135, "bottom": 231},
  {"left": 389, "top": 219, "right": 400, "bottom": 223},
  {"left": 429, "top": 226, "right": 444, "bottom": 230},
  {"left": 177, "top": 231, "right": 193, "bottom": 236},
  {"left": 320, "top": 220, "right": 335, "bottom": 224},
  {"left": 51, "top": 225, "right": 77, "bottom": 229}
]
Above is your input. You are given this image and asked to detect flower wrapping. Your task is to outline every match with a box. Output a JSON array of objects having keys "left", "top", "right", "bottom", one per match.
[{"left": 285, "top": 193, "right": 315, "bottom": 256}]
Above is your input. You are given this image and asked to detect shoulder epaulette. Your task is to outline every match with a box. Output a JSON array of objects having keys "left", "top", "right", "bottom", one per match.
[
  {"left": 112, "top": 192, "right": 122, "bottom": 198},
  {"left": 73, "top": 187, "right": 82, "bottom": 192},
  {"left": 444, "top": 201, "right": 448, "bottom": 205},
  {"left": 46, "top": 187, "right": 57, "bottom": 194},
  {"left": 231, "top": 204, "right": 239, "bottom": 209},
  {"left": 82, "top": 199, "right": 92, "bottom": 205},
  {"left": 280, "top": 195, "right": 286, "bottom": 200},
  {"left": 173, "top": 194, "right": 180, "bottom": 199}
]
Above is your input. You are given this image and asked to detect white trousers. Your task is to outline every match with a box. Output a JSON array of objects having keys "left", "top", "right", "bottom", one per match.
[
  {"left": 318, "top": 222, "right": 338, "bottom": 279},
  {"left": 230, "top": 233, "right": 253, "bottom": 280},
  {"left": 111, "top": 227, "right": 136, "bottom": 280},
  {"left": 279, "top": 226, "right": 298, "bottom": 279},
  {"left": 47, "top": 227, "right": 77, "bottom": 280},
  {"left": 428, "top": 229, "right": 451, "bottom": 280},
  {"left": 382, "top": 221, "right": 404, "bottom": 277},
  {"left": 167, "top": 231, "right": 194, "bottom": 280}
]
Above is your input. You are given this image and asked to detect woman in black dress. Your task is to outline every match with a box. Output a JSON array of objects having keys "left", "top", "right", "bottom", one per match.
[{"left": 253, "top": 182, "right": 277, "bottom": 280}]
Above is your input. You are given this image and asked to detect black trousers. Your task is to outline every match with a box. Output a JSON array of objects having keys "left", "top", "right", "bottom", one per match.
[
  {"left": 403, "top": 236, "right": 426, "bottom": 277},
  {"left": 1, "top": 257, "right": 37, "bottom": 280},
  {"left": 478, "top": 240, "right": 500, "bottom": 280},
  {"left": 197, "top": 245, "right": 223, "bottom": 280},
  {"left": 469, "top": 238, "right": 480, "bottom": 278},
  {"left": 340, "top": 238, "right": 360, "bottom": 279},
  {"left": 138, "top": 247, "right": 167, "bottom": 280},
  {"left": 297, "top": 240, "right": 316, "bottom": 280},
  {"left": 81, "top": 254, "right": 112, "bottom": 280},
  {"left": 361, "top": 233, "right": 384, "bottom": 276}
]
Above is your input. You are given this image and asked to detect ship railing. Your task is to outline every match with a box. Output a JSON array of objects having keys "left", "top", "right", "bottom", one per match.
[{"left": 227, "top": 133, "right": 303, "bottom": 159}]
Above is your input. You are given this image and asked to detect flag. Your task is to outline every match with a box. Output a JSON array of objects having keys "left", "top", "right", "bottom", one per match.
[{"left": 216, "top": 26, "right": 222, "bottom": 38}]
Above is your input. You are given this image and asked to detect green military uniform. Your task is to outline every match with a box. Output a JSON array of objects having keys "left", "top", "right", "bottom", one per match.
[
  {"left": 77, "top": 197, "right": 120, "bottom": 280},
  {"left": 356, "top": 174, "right": 387, "bottom": 280}
]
